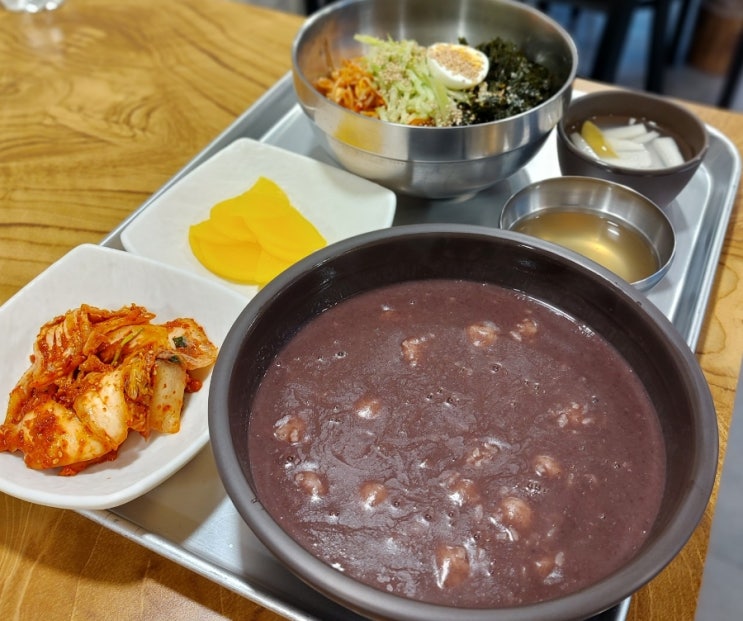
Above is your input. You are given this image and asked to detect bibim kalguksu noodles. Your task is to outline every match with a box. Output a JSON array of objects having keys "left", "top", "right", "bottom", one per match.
[{"left": 314, "top": 34, "right": 558, "bottom": 127}]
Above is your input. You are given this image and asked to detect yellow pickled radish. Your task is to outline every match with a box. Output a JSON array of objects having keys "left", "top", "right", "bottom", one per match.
[
  {"left": 188, "top": 233, "right": 261, "bottom": 282},
  {"left": 247, "top": 213, "right": 326, "bottom": 262},
  {"left": 207, "top": 210, "right": 257, "bottom": 243},
  {"left": 188, "top": 219, "right": 239, "bottom": 245},
  {"left": 188, "top": 176, "right": 326, "bottom": 286},
  {"left": 581, "top": 120, "right": 618, "bottom": 158}
]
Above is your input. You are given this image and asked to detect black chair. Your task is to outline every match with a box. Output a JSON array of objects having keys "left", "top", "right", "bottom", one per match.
[
  {"left": 534, "top": 0, "right": 700, "bottom": 93},
  {"left": 718, "top": 30, "right": 743, "bottom": 108},
  {"left": 304, "top": 0, "right": 331, "bottom": 12}
]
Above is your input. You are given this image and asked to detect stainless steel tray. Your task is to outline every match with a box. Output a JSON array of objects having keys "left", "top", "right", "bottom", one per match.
[{"left": 83, "top": 73, "right": 740, "bottom": 621}]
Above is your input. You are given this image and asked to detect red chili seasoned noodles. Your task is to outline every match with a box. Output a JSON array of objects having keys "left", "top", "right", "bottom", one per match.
[{"left": 314, "top": 59, "right": 385, "bottom": 118}]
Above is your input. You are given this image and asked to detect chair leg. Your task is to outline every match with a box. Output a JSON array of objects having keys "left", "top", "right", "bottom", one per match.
[
  {"left": 667, "top": 0, "right": 703, "bottom": 64},
  {"left": 646, "top": 0, "right": 671, "bottom": 92},
  {"left": 719, "top": 31, "right": 743, "bottom": 107},
  {"left": 568, "top": 6, "right": 581, "bottom": 29},
  {"left": 590, "top": 3, "right": 636, "bottom": 84}
]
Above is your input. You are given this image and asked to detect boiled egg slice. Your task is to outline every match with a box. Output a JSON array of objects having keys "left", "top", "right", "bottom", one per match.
[{"left": 427, "top": 42, "right": 489, "bottom": 90}]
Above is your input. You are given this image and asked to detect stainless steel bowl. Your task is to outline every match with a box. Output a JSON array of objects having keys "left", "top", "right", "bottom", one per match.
[
  {"left": 500, "top": 176, "right": 676, "bottom": 291},
  {"left": 292, "top": 0, "right": 578, "bottom": 199},
  {"left": 209, "top": 224, "right": 717, "bottom": 621}
]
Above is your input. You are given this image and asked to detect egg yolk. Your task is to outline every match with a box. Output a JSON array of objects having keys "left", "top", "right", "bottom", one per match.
[
  {"left": 188, "top": 176, "right": 326, "bottom": 286},
  {"left": 427, "top": 43, "right": 489, "bottom": 90}
]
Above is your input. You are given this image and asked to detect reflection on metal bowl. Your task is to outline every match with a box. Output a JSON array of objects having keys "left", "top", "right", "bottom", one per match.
[{"left": 292, "top": 0, "right": 578, "bottom": 199}]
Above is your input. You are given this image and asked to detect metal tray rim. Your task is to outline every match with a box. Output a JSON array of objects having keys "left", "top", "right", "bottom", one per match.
[{"left": 89, "top": 72, "right": 741, "bottom": 621}]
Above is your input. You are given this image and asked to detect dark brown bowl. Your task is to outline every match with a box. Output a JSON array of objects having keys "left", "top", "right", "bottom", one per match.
[
  {"left": 556, "top": 90, "right": 709, "bottom": 207},
  {"left": 209, "top": 224, "right": 717, "bottom": 621}
]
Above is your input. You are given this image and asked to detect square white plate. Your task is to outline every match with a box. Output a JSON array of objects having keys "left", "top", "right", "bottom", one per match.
[
  {"left": 0, "top": 244, "right": 247, "bottom": 510},
  {"left": 120, "top": 138, "right": 397, "bottom": 297}
]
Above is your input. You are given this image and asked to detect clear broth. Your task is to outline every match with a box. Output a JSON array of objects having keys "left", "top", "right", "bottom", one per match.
[
  {"left": 568, "top": 114, "right": 693, "bottom": 161},
  {"left": 512, "top": 209, "right": 659, "bottom": 283}
]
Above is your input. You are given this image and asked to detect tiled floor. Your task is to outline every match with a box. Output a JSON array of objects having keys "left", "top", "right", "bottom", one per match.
[{"left": 246, "top": 2, "right": 743, "bottom": 619}]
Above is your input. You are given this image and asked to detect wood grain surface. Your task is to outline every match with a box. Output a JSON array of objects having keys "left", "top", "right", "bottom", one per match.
[{"left": 1, "top": 1, "right": 742, "bottom": 620}]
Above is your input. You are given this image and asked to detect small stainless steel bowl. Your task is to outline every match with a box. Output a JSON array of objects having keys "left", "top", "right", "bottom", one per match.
[
  {"left": 556, "top": 90, "right": 709, "bottom": 208},
  {"left": 500, "top": 176, "right": 675, "bottom": 291},
  {"left": 292, "top": 0, "right": 578, "bottom": 199}
]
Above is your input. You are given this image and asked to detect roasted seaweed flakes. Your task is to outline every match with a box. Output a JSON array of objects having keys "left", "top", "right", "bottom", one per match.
[{"left": 457, "top": 37, "right": 557, "bottom": 124}]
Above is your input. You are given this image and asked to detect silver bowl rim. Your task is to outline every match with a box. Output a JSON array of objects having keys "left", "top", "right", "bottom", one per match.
[{"left": 500, "top": 175, "right": 677, "bottom": 291}]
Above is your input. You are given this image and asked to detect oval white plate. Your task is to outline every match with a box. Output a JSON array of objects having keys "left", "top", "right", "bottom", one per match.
[
  {"left": 0, "top": 244, "right": 247, "bottom": 510},
  {"left": 120, "top": 138, "right": 397, "bottom": 297}
]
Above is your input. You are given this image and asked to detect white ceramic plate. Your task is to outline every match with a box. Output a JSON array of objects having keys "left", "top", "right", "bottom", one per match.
[
  {"left": 0, "top": 244, "right": 247, "bottom": 510},
  {"left": 120, "top": 138, "right": 397, "bottom": 296}
]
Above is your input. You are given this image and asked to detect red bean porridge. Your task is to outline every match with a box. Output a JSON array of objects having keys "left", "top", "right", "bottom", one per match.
[{"left": 248, "top": 279, "right": 665, "bottom": 608}]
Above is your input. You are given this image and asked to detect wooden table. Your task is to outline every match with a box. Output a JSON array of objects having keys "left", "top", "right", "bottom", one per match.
[{"left": 1, "top": 1, "right": 741, "bottom": 619}]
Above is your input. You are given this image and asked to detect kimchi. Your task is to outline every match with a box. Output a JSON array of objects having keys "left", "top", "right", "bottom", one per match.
[{"left": 0, "top": 304, "right": 217, "bottom": 475}]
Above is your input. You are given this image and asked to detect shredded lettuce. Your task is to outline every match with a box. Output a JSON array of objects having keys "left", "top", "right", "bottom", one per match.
[
  {"left": 354, "top": 34, "right": 459, "bottom": 126},
  {"left": 348, "top": 34, "right": 556, "bottom": 126}
]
